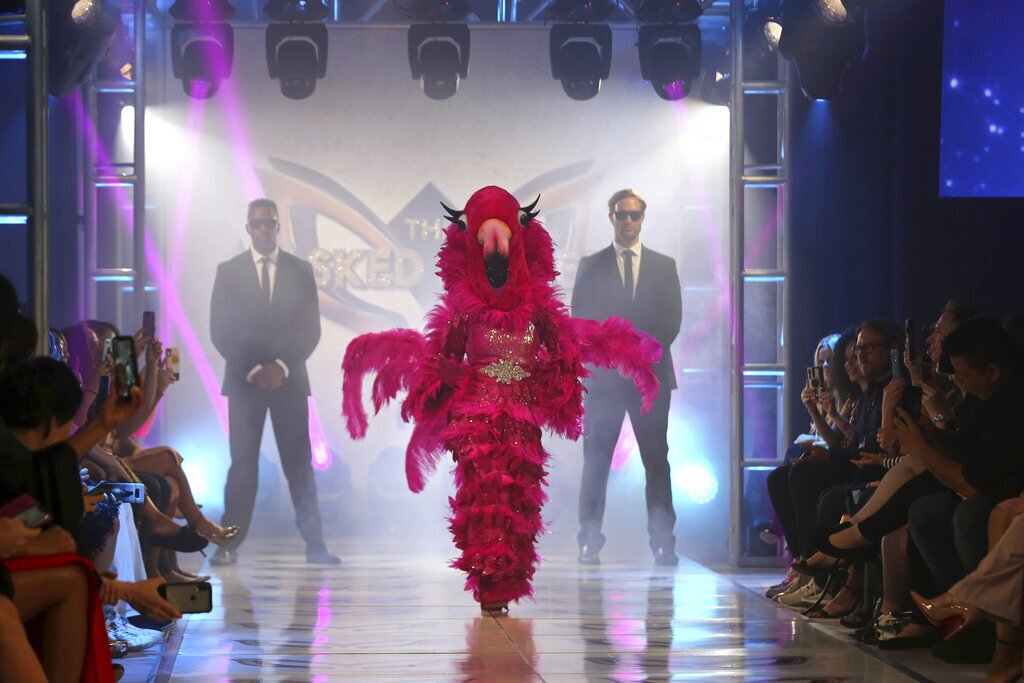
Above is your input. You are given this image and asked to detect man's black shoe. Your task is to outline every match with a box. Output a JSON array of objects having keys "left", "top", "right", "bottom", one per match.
[
  {"left": 578, "top": 545, "right": 600, "bottom": 565},
  {"left": 306, "top": 546, "right": 342, "bottom": 565},
  {"left": 654, "top": 547, "right": 679, "bottom": 566}
]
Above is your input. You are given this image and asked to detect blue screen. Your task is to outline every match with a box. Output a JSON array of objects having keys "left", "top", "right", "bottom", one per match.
[{"left": 939, "top": 0, "right": 1024, "bottom": 197}]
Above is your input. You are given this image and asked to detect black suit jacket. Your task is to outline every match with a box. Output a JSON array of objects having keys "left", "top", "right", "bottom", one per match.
[
  {"left": 210, "top": 250, "right": 321, "bottom": 397},
  {"left": 571, "top": 244, "right": 682, "bottom": 392}
]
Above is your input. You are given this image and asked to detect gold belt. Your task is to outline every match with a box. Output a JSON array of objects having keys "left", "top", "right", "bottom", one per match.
[{"left": 479, "top": 359, "right": 531, "bottom": 384}]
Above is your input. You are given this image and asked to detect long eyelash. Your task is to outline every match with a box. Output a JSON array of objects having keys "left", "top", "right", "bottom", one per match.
[
  {"left": 519, "top": 195, "right": 541, "bottom": 224},
  {"left": 440, "top": 202, "right": 466, "bottom": 230}
]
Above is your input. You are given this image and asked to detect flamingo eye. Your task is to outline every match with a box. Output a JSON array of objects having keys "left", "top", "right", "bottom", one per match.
[
  {"left": 518, "top": 195, "right": 541, "bottom": 227},
  {"left": 440, "top": 202, "right": 467, "bottom": 232}
]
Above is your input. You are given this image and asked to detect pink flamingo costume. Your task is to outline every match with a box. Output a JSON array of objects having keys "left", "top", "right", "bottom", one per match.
[{"left": 342, "top": 186, "right": 661, "bottom": 609}]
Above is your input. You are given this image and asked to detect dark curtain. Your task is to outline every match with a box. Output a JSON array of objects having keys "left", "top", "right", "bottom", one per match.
[{"left": 786, "top": 0, "right": 1024, "bottom": 438}]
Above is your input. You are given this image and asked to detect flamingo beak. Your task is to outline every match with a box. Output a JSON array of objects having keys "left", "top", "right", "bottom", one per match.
[{"left": 477, "top": 219, "right": 512, "bottom": 288}]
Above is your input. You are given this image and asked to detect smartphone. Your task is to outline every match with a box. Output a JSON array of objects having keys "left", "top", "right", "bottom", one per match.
[
  {"left": 900, "top": 385, "right": 924, "bottom": 419},
  {"left": 142, "top": 311, "right": 155, "bottom": 339},
  {"left": 111, "top": 335, "right": 139, "bottom": 401},
  {"left": 101, "top": 337, "right": 113, "bottom": 361},
  {"left": 87, "top": 481, "right": 145, "bottom": 504},
  {"left": 165, "top": 347, "right": 180, "bottom": 382},
  {"left": 890, "top": 348, "right": 903, "bottom": 381},
  {"left": 0, "top": 494, "right": 52, "bottom": 529},
  {"left": 807, "top": 366, "right": 824, "bottom": 393},
  {"left": 159, "top": 581, "right": 213, "bottom": 614}
]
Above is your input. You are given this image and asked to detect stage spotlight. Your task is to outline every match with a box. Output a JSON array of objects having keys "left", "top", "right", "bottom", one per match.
[
  {"left": 814, "top": 0, "right": 848, "bottom": 23},
  {"left": 778, "top": 0, "right": 864, "bottom": 100},
  {"left": 264, "top": 0, "right": 328, "bottom": 21},
  {"left": 48, "top": 0, "right": 119, "bottom": 96},
  {"left": 168, "top": 0, "right": 236, "bottom": 21},
  {"left": 763, "top": 17, "right": 782, "bottom": 48},
  {"left": 407, "top": 23, "right": 469, "bottom": 100},
  {"left": 171, "top": 23, "right": 234, "bottom": 99},
  {"left": 638, "top": 24, "right": 701, "bottom": 101},
  {"left": 70, "top": 0, "right": 100, "bottom": 24},
  {"left": 266, "top": 23, "right": 327, "bottom": 99},
  {"left": 636, "top": 0, "right": 703, "bottom": 24},
  {"left": 548, "top": 24, "right": 611, "bottom": 101}
]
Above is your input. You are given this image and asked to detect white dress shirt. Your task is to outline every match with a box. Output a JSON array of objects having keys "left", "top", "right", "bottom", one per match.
[
  {"left": 246, "top": 246, "right": 290, "bottom": 382},
  {"left": 612, "top": 240, "right": 642, "bottom": 299}
]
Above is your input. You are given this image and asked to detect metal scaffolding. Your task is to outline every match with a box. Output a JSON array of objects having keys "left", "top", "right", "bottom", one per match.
[
  {"left": 729, "top": 0, "right": 791, "bottom": 565},
  {"left": 1, "top": 0, "right": 48, "bottom": 350},
  {"left": 83, "top": 0, "right": 148, "bottom": 325}
]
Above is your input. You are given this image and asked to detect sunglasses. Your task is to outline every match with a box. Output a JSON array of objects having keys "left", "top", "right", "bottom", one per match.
[
  {"left": 248, "top": 218, "right": 278, "bottom": 231},
  {"left": 613, "top": 210, "right": 644, "bottom": 221}
]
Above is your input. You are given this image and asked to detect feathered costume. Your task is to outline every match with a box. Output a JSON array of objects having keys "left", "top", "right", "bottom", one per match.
[{"left": 342, "top": 186, "right": 661, "bottom": 608}]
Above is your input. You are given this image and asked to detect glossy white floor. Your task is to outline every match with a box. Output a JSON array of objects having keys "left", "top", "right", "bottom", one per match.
[{"left": 143, "top": 538, "right": 989, "bottom": 682}]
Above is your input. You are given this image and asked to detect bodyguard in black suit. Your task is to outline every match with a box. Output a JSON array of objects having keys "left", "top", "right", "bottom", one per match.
[
  {"left": 571, "top": 189, "right": 682, "bottom": 566},
  {"left": 209, "top": 199, "right": 339, "bottom": 565}
]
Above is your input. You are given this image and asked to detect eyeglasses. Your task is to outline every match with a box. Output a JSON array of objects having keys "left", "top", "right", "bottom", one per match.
[
  {"left": 612, "top": 210, "right": 644, "bottom": 221},
  {"left": 248, "top": 218, "right": 278, "bottom": 231},
  {"left": 855, "top": 342, "right": 887, "bottom": 355}
]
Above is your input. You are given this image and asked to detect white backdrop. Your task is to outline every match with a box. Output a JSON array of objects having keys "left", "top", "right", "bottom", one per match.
[{"left": 147, "top": 25, "right": 733, "bottom": 562}]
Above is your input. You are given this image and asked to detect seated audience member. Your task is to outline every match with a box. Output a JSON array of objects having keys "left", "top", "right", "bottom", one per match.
[
  {"left": 766, "top": 320, "right": 897, "bottom": 608},
  {"left": 0, "top": 357, "right": 181, "bottom": 677}
]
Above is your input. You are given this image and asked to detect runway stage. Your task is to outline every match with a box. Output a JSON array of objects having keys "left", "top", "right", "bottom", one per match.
[{"left": 145, "top": 538, "right": 987, "bottom": 682}]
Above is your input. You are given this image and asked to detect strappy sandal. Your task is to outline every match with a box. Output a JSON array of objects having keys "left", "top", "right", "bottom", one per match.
[{"left": 805, "top": 580, "right": 861, "bottom": 619}]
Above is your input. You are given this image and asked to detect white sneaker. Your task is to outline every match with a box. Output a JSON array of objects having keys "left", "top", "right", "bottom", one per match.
[
  {"left": 106, "top": 614, "right": 162, "bottom": 652},
  {"left": 765, "top": 566, "right": 802, "bottom": 599},
  {"left": 776, "top": 577, "right": 827, "bottom": 610},
  {"left": 772, "top": 572, "right": 810, "bottom": 600}
]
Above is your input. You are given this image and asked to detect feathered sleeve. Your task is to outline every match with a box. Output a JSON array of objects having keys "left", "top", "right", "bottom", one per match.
[
  {"left": 341, "top": 328, "right": 428, "bottom": 439},
  {"left": 571, "top": 316, "right": 662, "bottom": 413},
  {"left": 399, "top": 300, "right": 469, "bottom": 492}
]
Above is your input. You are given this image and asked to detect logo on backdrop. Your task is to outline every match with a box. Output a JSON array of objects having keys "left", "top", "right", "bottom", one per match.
[{"left": 255, "top": 158, "right": 599, "bottom": 334}]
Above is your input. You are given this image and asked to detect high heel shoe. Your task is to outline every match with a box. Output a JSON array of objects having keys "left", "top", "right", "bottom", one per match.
[
  {"left": 812, "top": 523, "right": 879, "bottom": 563},
  {"left": 147, "top": 525, "right": 210, "bottom": 553},
  {"left": 910, "top": 591, "right": 981, "bottom": 640},
  {"left": 192, "top": 521, "right": 241, "bottom": 547}
]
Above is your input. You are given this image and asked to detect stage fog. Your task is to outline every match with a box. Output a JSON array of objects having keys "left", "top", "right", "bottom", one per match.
[{"left": 139, "top": 26, "right": 732, "bottom": 563}]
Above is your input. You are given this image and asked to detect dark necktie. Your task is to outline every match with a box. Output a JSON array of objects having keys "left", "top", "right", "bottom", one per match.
[
  {"left": 622, "top": 250, "right": 634, "bottom": 300},
  {"left": 260, "top": 257, "right": 271, "bottom": 306}
]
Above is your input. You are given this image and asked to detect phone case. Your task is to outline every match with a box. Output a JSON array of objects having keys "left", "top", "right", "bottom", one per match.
[{"left": 159, "top": 581, "right": 213, "bottom": 613}]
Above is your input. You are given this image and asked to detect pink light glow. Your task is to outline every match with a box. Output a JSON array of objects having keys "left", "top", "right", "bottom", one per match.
[
  {"left": 309, "top": 398, "right": 333, "bottom": 471},
  {"left": 68, "top": 92, "right": 230, "bottom": 434},
  {"left": 313, "top": 585, "right": 332, "bottom": 648}
]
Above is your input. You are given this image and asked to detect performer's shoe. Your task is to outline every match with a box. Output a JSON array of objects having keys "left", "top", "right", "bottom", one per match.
[
  {"left": 210, "top": 548, "right": 238, "bottom": 566},
  {"left": 578, "top": 545, "right": 601, "bottom": 565},
  {"left": 482, "top": 601, "right": 509, "bottom": 614},
  {"left": 653, "top": 547, "right": 680, "bottom": 567},
  {"left": 306, "top": 545, "right": 342, "bottom": 566}
]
